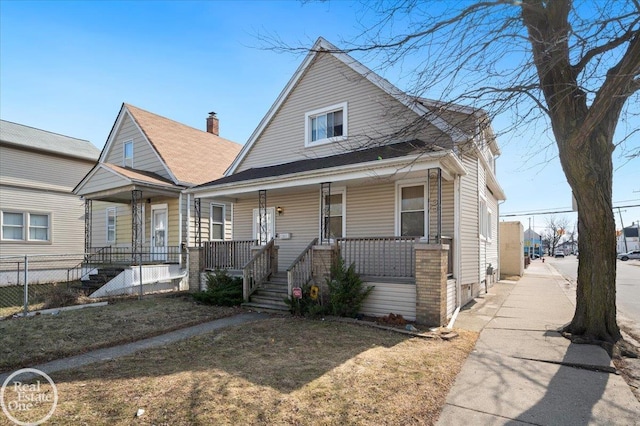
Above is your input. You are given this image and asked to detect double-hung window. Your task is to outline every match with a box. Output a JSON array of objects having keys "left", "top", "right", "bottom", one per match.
[
  {"left": 305, "top": 102, "right": 348, "bottom": 146},
  {"left": 1, "top": 212, "right": 25, "bottom": 240},
  {"left": 29, "top": 214, "right": 49, "bottom": 241},
  {"left": 210, "top": 204, "right": 225, "bottom": 241},
  {"left": 321, "top": 190, "right": 345, "bottom": 241},
  {"left": 1, "top": 211, "right": 51, "bottom": 242},
  {"left": 479, "top": 198, "right": 491, "bottom": 240},
  {"left": 106, "top": 207, "right": 116, "bottom": 243},
  {"left": 398, "top": 184, "right": 426, "bottom": 237}
]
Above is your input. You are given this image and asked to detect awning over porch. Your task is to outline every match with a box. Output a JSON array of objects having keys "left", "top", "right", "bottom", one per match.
[
  {"left": 74, "top": 163, "right": 183, "bottom": 203},
  {"left": 187, "top": 140, "right": 466, "bottom": 199}
]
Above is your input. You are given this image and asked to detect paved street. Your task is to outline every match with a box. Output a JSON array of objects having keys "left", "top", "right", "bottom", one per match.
[{"left": 545, "top": 256, "right": 640, "bottom": 340}]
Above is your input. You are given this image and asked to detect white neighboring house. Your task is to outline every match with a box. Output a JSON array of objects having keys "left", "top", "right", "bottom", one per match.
[
  {"left": 0, "top": 120, "right": 100, "bottom": 284},
  {"left": 618, "top": 222, "right": 639, "bottom": 253}
]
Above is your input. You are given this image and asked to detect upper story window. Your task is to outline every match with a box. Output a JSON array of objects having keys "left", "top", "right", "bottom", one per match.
[
  {"left": 1, "top": 211, "right": 50, "bottom": 242},
  {"left": 123, "top": 140, "right": 134, "bottom": 168},
  {"left": 305, "top": 102, "right": 348, "bottom": 147}
]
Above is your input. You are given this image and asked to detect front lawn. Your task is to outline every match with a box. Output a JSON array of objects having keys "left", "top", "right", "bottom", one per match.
[
  {"left": 0, "top": 295, "right": 239, "bottom": 372},
  {"left": 37, "top": 318, "right": 477, "bottom": 425}
]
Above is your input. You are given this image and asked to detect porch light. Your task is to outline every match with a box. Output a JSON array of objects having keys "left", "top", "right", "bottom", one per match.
[{"left": 277, "top": 206, "right": 283, "bottom": 215}]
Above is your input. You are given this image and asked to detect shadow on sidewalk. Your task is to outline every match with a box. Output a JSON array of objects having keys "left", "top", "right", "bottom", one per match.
[{"left": 511, "top": 341, "right": 634, "bottom": 425}]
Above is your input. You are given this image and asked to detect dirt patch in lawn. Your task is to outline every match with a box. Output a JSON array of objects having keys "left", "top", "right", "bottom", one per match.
[
  {"left": 42, "top": 317, "right": 478, "bottom": 425},
  {"left": 0, "top": 295, "right": 239, "bottom": 372}
]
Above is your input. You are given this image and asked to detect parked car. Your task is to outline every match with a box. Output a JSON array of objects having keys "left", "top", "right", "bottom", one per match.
[
  {"left": 554, "top": 251, "right": 565, "bottom": 258},
  {"left": 617, "top": 250, "right": 640, "bottom": 261}
]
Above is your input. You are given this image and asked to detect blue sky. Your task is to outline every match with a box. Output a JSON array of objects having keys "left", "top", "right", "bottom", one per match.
[{"left": 1, "top": 0, "right": 638, "bottom": 233}]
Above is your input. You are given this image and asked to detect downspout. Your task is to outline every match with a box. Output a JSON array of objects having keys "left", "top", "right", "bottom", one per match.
[
  {"left": 448, "top": 173, "right": 462, "bottom": 330},
  {"left": 186, "top": 193, "right": 191, "bottom": 246}
]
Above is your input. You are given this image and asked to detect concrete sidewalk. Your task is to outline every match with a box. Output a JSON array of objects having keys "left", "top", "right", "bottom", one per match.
[
  {"left": 0, "top": 312, "right": 268, "bottom": 384},
  {"left": 438, "top": 261, "right": 640, "bottom": 425}
]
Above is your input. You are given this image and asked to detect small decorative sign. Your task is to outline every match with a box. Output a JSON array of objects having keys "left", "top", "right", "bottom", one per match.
[{"left": 292, "top": 287, "right": 303, "bottom": 299}]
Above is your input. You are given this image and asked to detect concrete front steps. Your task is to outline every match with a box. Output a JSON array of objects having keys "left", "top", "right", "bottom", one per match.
[
  {"left": 78, "top": 267, "right": 125, "bottom": 295},
  {"left": 242, "top": 272, "right": 290, "bottom": 313}
]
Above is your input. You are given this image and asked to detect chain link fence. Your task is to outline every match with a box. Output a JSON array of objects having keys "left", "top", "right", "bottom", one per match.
[
  {"left": 0, "top": 253, "right": 190, "bottom": 318},
  {"left": 0, "top": 254, "right": 86, "bottom": 318}
]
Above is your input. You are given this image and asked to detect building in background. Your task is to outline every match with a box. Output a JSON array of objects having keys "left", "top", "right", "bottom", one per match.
[{"left": 618, "top": 222, "right": 639, "bottom": 253}]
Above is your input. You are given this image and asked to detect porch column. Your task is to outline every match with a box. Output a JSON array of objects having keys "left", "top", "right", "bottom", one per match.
[
  {"left": 194, "top": 198, "right": 202, "bottom": 247},
  {"left": 414, "top": 242, "right": 449, "bottom": 326},
  {"left": 427, "top": 168, "right": 442, "bottom": 243},
  {"left": 312, "top": 243, "right": 338, "bottom": 295},
  {"left": 258, "top": 190, "right": 267, "bottom": 245},
  {"left": 84, "top": 199, "right": 92, "bottom": 256},
  {"left": 320, "top": 182, "right": 331, "bottom": 244},
  {"left": 131, "top": 190, "right": 143, "bottom": 264}
]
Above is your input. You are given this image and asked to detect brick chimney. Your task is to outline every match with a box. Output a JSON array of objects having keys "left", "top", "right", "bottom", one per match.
[{"left": 206, "top": 112, "right": 219, "bottom": 136}]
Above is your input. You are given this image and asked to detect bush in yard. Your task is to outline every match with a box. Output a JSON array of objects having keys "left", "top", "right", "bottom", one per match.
[
  {"left": 327, "top": 257, "right": 374, "bottom": 318},
  {"left": 43, "top": 284, "right": 82, "bottom": 309},
  {"left": 193, "top": 270, "right": 243, "bottom": 306},
  {"left": 284, "top": 284, "right": 325, "bottom": 318}
]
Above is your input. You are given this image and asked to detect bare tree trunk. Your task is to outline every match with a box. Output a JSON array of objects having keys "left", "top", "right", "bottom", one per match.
[{"left": 561, "top": 128, "right": 620, "bottom": 343}]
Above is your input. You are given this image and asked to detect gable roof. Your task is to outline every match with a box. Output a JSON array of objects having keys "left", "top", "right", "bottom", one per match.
[
  {"left": 226, "top": 37, "right": 470, "bottom": 175},
  {"left": 100, "top": 104, "right": 242, "bottom": 186},
  {"left": 0, "top": 119, "right": 100, "bottom": 161}
]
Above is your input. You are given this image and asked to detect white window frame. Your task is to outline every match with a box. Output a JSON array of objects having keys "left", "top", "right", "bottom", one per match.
[
  {"left": 106, "top": 207, "right": 116, "bottom": 243},
  {"left": 1, "top": 211, "right": 25, "bottom": 241},
  {"left": 1, "top": 211, "right": 51, "bottom": 242},
  {"left": 210, "top": 203, "right": 226, "bottom": 241},
  {"left": 319, "top": 187, "right": 346, "bottom": 242},
  {"left": 252, "top": 207, "right": 275, "bottom": 245},
  {"left": 123, "top": 140, "right": 134, "bottom": 168},
  {"left": 395, "top": 180, "right": 428, "bottom": 238},
  {"left": 28, "top": 213, "right": 50, "bottom": 241},
  {"left": 304, "top": 102, "right": 348, "bottom": 147}
]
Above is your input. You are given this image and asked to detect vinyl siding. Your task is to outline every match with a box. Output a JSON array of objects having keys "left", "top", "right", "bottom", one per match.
[
  {"left": 89, "top": 201, "right": 120, "bottom": 247},
  {"left": 236, "top": 53, "right": 444, "bottom": 172},
  {"left": 360, "top": 281, "right": 416, "bottom": 321},
  {"left": 186, "top": 199, "right": 234, "bottom": 245},
  {"left": 459, "top": 154, "right": 479, "bottom": 286},
  {"left": 0, "top": 186, "right": 86, "bottom": 256},
  {"left": 104, "top": 114, "right": 171, "bottom": 181},
  {"left": 485, "top": 192, "right": 499, "bottom": 277},
  {"left": 77, "top": 167, "right": 130, "bottom": 195},
  {"left": 0, "top": 145, "right": 95, "bottom": 192},
  {"left": 233, "top": 190, "right": 319, "bottom": 268},
  {"left": 345, "top": 182, "right": 395, "bottom": 237}
]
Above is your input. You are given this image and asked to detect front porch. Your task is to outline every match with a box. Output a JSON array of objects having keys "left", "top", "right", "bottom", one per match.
[{"left": 191, "top": 235, "right": 455, "bottom": 326}]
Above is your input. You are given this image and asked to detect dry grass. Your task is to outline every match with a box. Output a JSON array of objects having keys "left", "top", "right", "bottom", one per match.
[
  {"left": 0, "top": 295, "right": 238, "bottom": 372},
  {"left": 39, "top": 318, "right": 478, "bottom": 425}
]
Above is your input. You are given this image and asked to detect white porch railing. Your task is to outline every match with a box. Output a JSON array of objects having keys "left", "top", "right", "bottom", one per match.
[{"left": 202, "top": 240, "right": 256, "bottom": 270}]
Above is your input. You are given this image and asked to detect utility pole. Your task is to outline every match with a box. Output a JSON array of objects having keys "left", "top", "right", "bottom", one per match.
[{"left": 617, "top": 207, "right": 628, "bottom": 253}]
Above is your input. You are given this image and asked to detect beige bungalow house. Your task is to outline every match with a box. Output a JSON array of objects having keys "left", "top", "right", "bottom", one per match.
[
  {"left": 188, "top": 38, "right": 505, "bottom": 326},
  {"left": 73, "top": 104, "right": 241, "bottom": 297}
]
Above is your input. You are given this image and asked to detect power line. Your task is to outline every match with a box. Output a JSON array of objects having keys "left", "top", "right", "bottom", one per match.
[{"left": 499, "top": 204, "right": 640, "bottom": 218}]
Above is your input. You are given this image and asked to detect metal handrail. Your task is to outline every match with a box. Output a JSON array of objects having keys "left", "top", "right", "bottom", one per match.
[{"left": 66, "top": 246, "right": 110, "bottom": 282}]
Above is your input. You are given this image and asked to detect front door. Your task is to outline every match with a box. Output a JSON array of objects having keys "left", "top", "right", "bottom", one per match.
[{"left": 151, "top": 205, "right": 168, "bottom": 261}]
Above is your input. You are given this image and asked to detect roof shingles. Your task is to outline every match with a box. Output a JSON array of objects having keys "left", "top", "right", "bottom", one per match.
[{"left": 124, "top": 104, "right": 242, "bottom": 186}]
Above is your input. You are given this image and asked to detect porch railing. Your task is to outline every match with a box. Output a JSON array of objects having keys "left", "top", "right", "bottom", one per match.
[
  {"left": 337, "top": 236, "right": 419, "bottom": 278},
  {"left": 202, "top": 240, "right": 256, "bottom": 270},
  {"left": 66, "top": 246, "right": 111, "bottom": 282},
  {"left": 286, "top": 238, "right": 318, "bottom": 298},
  {"left": 89, "top": 246, "right": 181, "bottom": 265},
  {"left": 242, "top": 239, "right": 276, "bottom": 301}
]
